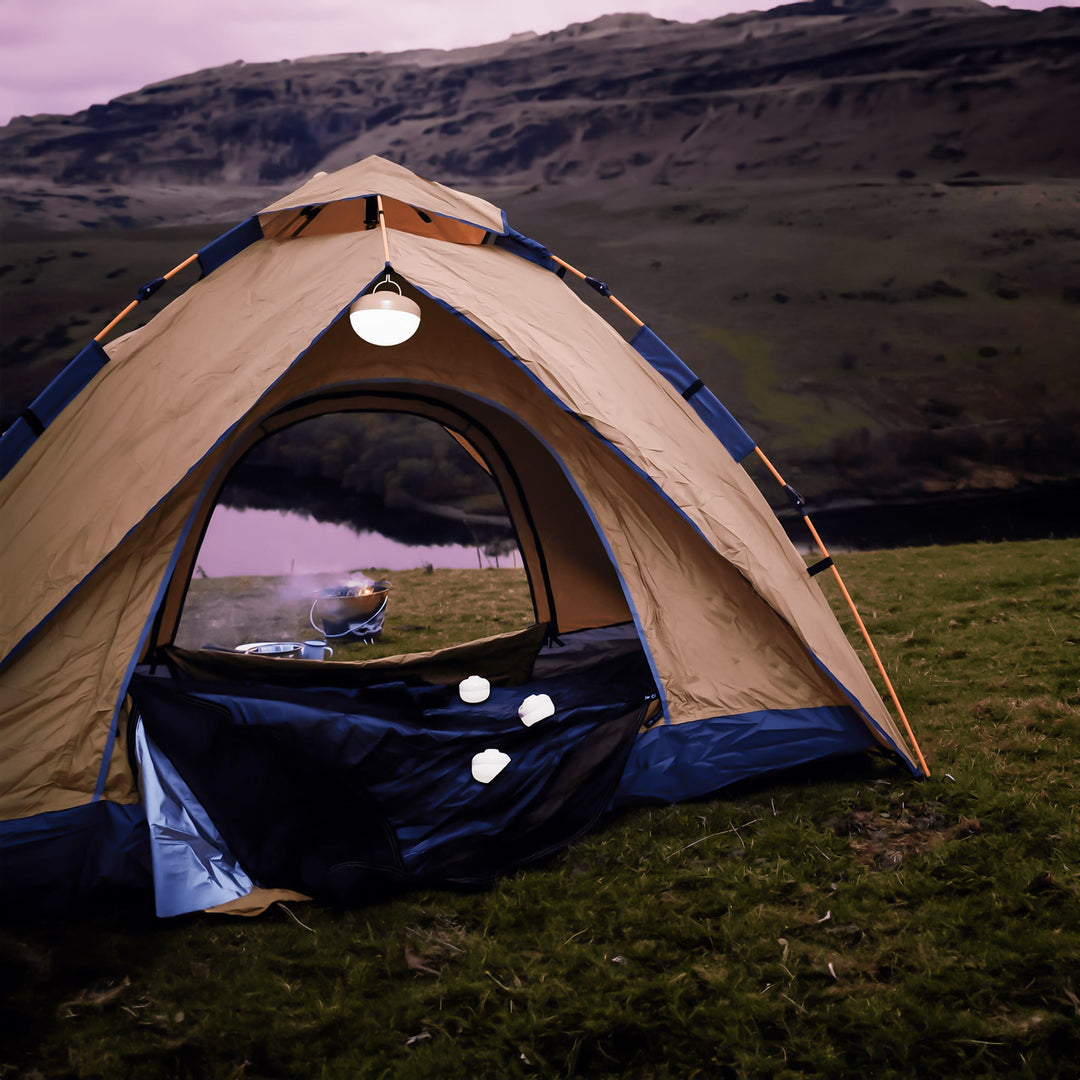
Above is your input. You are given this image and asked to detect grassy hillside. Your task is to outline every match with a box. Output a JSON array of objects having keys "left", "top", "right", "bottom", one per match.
[
  {"left": 4, "top": 174, "right": 1079, "bottom": 512},
  {"left": 4, "top": 3, "right": 1079, "bottom": 516},
  {"left": 2, "top": 537, "right": 1077, "bottom": 1079},
  {"left": 507, "top": 177, "right": 1080, "bottom": 503}
]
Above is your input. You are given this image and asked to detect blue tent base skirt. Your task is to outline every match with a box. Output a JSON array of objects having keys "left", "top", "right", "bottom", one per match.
[
  {"left": 613, "top": 704, "right": 887, "bottom": 808},
  {"left": 0, "top": 635, "right": 900, "bottom": 916}
]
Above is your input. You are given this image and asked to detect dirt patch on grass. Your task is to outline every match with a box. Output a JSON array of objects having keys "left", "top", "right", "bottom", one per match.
[{"left": 829, "top": 799, "right": 981, "bottom": 868}]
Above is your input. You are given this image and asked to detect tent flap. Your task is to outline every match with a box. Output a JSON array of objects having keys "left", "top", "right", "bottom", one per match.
[
  {"left": 135, "top": 718, "right": 256, "bottom": 917},
  {"left": 129, "top": 644, "right": 656, "bottom": 902}
]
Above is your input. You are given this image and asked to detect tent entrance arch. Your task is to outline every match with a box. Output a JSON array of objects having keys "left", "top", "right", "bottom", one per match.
[{"left": 156, "top": 385, "right": 639, "bottom": 658}]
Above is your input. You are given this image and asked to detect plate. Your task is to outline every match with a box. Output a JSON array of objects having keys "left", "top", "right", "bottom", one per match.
[{"left": 235, "top": 641, "right": 304, "bottom": 657}]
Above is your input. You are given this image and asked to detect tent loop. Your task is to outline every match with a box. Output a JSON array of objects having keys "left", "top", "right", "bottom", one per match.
[
  {"left": 369, "top": 272, "right": 405, "bottom": 297},
  {"left": 93, "top": 252, "right": 200, "bottom": 343},
  {"left": 549, "top": 253, "right": 644, "bottom": 327},
  {"left": 19, "top": 408, "right": 45, "bottom": 436}
]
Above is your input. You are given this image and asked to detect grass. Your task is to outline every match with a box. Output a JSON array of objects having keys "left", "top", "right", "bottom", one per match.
[
  {"left": 2, "top": 537, "right": 1078, "bottom": 1079},
  {"left": 175, "top": 566, "right": 536, "bottom": 661}
]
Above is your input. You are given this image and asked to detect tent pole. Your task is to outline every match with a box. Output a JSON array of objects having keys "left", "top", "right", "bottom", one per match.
[
  {"left": 376, "top": 194, "right": 391, "bottom": 265},
  {"left": 754, "top": 446, "right": 930, "bottom": 776},
  {"left": 93, "top": 300, "right": 140, "bottom": 342},
  {"left": 93, "top": 253, "right": 200, "bottom": 343},
  {"left": 550, "top": 254, "right": 644, "bottom": 327}
]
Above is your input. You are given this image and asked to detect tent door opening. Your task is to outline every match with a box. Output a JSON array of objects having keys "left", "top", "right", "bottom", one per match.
[
  {"left": 126, "top": 387, "right": 661, "bottom": 914},
  {"left": 157, "top": 387, "right": 639, "bottom": 660}
]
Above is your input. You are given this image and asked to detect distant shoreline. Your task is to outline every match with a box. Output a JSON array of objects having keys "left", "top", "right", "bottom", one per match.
[{"left": 775, "top": 477, "right": 1080, "bottom": 550}]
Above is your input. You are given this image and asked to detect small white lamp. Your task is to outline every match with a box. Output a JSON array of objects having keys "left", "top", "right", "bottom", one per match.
[{"left": 349, "top": 273, "right": 421, "bottom": 347}]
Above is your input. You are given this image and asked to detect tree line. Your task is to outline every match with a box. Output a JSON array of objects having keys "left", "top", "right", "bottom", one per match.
[{"left": 219, "top": 411, "right": 514, "bottom": 549}]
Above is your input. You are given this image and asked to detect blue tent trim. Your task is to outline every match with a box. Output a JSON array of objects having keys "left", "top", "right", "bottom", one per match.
[
  {"left": 0, "top": 417, "right": 36, "bottom": 480},
  {"left": 613, "top": 704, "right": 882, "bottom": 807},
  {"left": 0, "top": 340, "right": 109, "bottom": 481},
  {"left": 0, "top": 217, "right": 263, "bottom": 484},
  {"left": 492, "top": 227, "right": 556, "bottom": 270},
  {"left": 197, "top": 215, "right": 264, "bottom": 277},
  {"left": 630, "top": 324, "right": 756, "bottom": 462},
  {"left": 0, "top": 801, "right": 151, "bottom": 913}
]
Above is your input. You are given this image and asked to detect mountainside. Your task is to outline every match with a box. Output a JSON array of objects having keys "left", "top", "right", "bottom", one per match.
[
  {"left": 2, "top": 1, "right": 1078, "bottom": 224},
  {"left": 2, "top": 0, "right": 1079, "bottom": 528}
]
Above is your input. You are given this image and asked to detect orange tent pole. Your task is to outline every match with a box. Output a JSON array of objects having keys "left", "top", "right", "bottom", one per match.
[
  {"left": 94, "top": 253, "right": 200, "bottom": 342},
  {"left": 93, "top": 300, "right": 140, "bottom": 343},
  {"left": 550, "top": 254, "right": 644, "bottom": 327},
  {"left": 754, "top": 447, "right": 930, "bottom": 776},
  {"left": 543, "top": 249, "right": 929, "bottom": 773},
  {"left": 376, "top": 194, "right": 391, "bottom": 265}
]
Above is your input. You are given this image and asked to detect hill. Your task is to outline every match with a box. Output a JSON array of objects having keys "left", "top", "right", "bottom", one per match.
[{"left": 2, "top": 0, "right": 1078, "bottom": 524}]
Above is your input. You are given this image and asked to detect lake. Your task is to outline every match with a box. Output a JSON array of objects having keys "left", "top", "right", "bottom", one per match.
[
  {"left": 195, "top": 506, "right": 517, "bottom": 577},
  {"left": 774, "top": 479, "right": 1080, "bottom": 551},
  {"left": 196, "top": 479, "right": 1080, "bottom": 580}
]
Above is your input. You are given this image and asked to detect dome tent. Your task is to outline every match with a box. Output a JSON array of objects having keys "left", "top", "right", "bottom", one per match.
[{"left": 0, "top": 156, "right": 925, "bottom": 916}]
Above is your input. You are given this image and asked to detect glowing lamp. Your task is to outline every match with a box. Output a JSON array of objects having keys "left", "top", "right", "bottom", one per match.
[{"left": 349, "top": 274, "right": 421, "bottom": 346}]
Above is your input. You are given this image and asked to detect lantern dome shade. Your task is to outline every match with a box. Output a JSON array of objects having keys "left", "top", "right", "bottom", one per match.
[{"left": 348, "top": 290, "right": 421, "bottom": 346}]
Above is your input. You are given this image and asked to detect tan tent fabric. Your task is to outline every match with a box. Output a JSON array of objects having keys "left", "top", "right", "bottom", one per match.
[
  {"left": 0, "top": 465, "right": 211, "bottom": 817},
  {"left": 1, "top": 155, "right": 920, "bottom": 834},
  {"left": 0, "top": 229, "right": 387, "bottom": 660}
]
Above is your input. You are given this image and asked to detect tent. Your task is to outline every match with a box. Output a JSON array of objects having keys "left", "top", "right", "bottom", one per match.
[{"left": 0, "top": 156, "right": 926, "bottom": 916}]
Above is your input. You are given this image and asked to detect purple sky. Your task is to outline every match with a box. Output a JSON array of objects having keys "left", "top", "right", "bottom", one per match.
[{"left": 1, "top": 0, "right": 1072, "bottom": 127}]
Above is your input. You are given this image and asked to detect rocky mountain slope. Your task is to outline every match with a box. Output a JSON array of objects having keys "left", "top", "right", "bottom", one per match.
[
  {"left": 2, "top": 0, "right": 1078, "bottom": 225},
  {"left": 2, "top": 0, "right": 1078, "bottom": 525}
]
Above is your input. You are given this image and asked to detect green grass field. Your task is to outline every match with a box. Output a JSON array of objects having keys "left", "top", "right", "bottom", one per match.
[{"left": 2, "top": 538, "right": 1078, "bottom": 1079}]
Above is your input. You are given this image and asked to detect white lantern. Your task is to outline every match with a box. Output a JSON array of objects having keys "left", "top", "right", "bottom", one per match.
[{"left": 349, "top": 275, "right": 421, "bottom": 346}]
